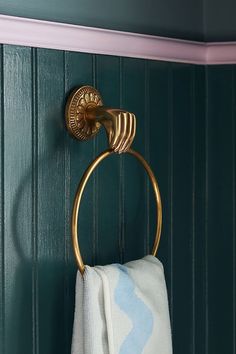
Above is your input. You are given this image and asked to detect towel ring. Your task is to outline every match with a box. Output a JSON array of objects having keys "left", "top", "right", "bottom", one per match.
[{"left": 72, "top": 148, "right": 162, "bottom": 274}]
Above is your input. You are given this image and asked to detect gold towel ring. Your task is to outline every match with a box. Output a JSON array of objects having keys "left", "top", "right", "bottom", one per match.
[{"left": 72, "top": 148, "right": 162, "bottom": 274}]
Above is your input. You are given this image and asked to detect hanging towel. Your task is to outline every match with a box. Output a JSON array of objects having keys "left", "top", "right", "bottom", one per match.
[{"left": 71, "top": 255, "right": 172, "bottom": 354}]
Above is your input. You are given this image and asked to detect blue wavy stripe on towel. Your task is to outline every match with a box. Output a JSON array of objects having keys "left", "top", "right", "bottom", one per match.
[{"left": 114, "top": 264, "right": 154, "bottom": 354}]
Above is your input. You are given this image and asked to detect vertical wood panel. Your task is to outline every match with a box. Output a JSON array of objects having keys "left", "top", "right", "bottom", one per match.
[
  {"left": 144, "top": 61, "right": 150, "bottom": 255},
  {"left": 92, "top": 55, "right": 98, "bottom": 266},
  {"left": 191, "top": 66, "right": 196, "bottom": 354},
  {"left": 122, "top": 58, "right": 146, "bottom": 262},
  {"left": 64, "top": 51, "right": 94, "bottom": 353},
  {"left": 207, "top": 65, "right": 234, "bottom": 354},
  {"left": 3, "top": 45, "right": 33, "bottom": 354},
  {"left": 168, "top": 64, "right": 174, "bottom": 327},
  {"left": 37, "top": 48, "right": 66, "bottom": 354},
  {"left": 31, "top": 47, "right": 39, "bottom": 354},
  {"left": 172, "top": 63, "right": 194, "bottom": 353},
  {"left": 233, "top": 66, "right": 236, "bottom": 354},
  {"left": 194, "top": 65, "right": 207, "bottom": 354},
  {"left": 65, "top": 51, "right": 94, "bottom": 267},
  {"left": 148, "top": 60, "right": 172, "bottom": 302},
  {"left": 95, "top": 55, "right": 121, "bottom": 265},
  {"left": 205, "top": 65, "right": 210, "bottom": 354},
  {"left": 119, "top": 58, "right": 125, "bottom": 263},
  {"left": 0, "top": 44, "right": 4, "bottom": 354}
]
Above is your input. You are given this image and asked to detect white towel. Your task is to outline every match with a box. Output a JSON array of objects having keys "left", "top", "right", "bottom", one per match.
[{"left": 71, "top": 255, "right": 172, "bottom": 354}]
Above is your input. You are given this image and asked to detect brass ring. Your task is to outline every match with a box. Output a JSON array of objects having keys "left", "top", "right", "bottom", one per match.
[{"left": 72, "top": 148, "right": 162, "bottom": 274}]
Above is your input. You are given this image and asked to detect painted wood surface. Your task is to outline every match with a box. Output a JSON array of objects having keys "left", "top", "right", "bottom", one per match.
[
  {"left": 0, "top": 45, "right": 235, "bottom": 354},
  {"left": 206, "top": 65, "right": 236, "bottom": 353}
]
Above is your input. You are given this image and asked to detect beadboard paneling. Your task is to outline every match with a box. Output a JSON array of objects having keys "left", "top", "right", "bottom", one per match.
[
  {"left": 194, "top": 65, "right": 207, "bottom": 354},
  {"left": 206, "top": 65, "right": 235, "bottom": 353},
  {"left": 3, "top": 45, "right": 33, "bottom": 354},
  {"left": 0, "top": 44, "right": 235, "bottom": 354},
  {"left": 37, "top": 48, "right": 66, "bottom": 353}
]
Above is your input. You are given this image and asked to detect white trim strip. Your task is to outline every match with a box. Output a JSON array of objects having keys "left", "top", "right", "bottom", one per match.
[{"left": 0, "top": 14, "right": 235, "bottom": 65}]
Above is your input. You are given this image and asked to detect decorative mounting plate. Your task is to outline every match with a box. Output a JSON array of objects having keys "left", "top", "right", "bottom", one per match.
[{"left": 65, "top": 86, "right": 103, "bottom": 140}]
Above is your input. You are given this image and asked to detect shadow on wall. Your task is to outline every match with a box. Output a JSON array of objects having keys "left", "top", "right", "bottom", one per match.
[
  {"left": 6, "top": 92, "right": 149, "bottom": 353},
  {"left": 8, "top": 110, "right": 76, "bottom": 354}
]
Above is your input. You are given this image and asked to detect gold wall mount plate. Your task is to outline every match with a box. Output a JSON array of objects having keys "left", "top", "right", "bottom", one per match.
[{"left": 65, "top": 86, "right": 103, "bottom": 141}]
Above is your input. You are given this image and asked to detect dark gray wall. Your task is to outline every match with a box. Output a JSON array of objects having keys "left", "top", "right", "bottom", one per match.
[{"left": 0, "top": 0, "right": 204, "bottom": 40}]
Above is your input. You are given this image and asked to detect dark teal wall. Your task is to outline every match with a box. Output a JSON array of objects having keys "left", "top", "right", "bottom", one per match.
[
  {"left": 0, "top": 0, "right": 204, "bottom": 40},
  {"left": 204, "top": 0, "right": 236, "bottom": 41},
  {"left": 0, "top": 44, "right": 235, "bottom": 354},
  {"left": 205, "top": 65, "right": 236, "bottom": 353},
  {"left": 0, "top": 44, "right": 207, "bottom": 354},
  {"left": 2, "top": 0, "right": 236, "bottom": 41}
]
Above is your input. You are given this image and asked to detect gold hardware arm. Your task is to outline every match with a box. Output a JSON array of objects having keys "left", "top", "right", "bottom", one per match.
[
  {"left": 86, "top": 106, "right": 136, "bottom": 153},
  {"left": 65, "top": 86, "right": 136, "bottom": 153}
]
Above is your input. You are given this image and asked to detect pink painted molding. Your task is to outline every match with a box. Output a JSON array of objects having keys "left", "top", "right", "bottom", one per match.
[
  {"left": 0, "top": 14, "right": 235, "bottom": 65},
  {"left": 206, "top": 42, "right": 236, "bottom": 64}
]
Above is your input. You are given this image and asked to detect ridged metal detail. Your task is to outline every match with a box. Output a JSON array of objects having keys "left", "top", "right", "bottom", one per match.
[{"left": 65, "top": 86, "right": 103, "bottom": 140}]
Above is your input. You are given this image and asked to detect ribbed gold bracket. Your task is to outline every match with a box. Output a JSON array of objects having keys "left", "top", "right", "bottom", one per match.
[{"left": 65, "top": 86, "right": 136, "bottom": 153}]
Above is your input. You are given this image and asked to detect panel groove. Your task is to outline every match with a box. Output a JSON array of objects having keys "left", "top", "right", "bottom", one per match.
[
  {"left": 232, "top": 66, "right": 236, "bottom": 354},
  {"left": 191, "top": 66, "right": 196, "bottom": 354},
  {"left": 204, "top": 65, "right": 209, "bottom": 354},
  {"left": 31, "top": 47, "right": 39, "bottom": 354},
  {"left": 5, "top": 45, "right": 33, "bottom": 353},
  {"left": 0, "top": 44, "right": 5, "bottom": 354},
  {"left": 144, "top": 61, "right": 150, "bottom": 254},
  {"left": 36, "top": 49, "right": 66, "bottom": 353},
  {"left": 63, "top": 50, "right": 71, "bottom": 353},
  {"left": 119, "top": 57, "right": 125, "bottom": 263},
  {"left": 92, "top": 54, "right": 98, "bottom": 266},
  {"left": 168, "top": 64, "right": 174, "bottom": 327}
]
